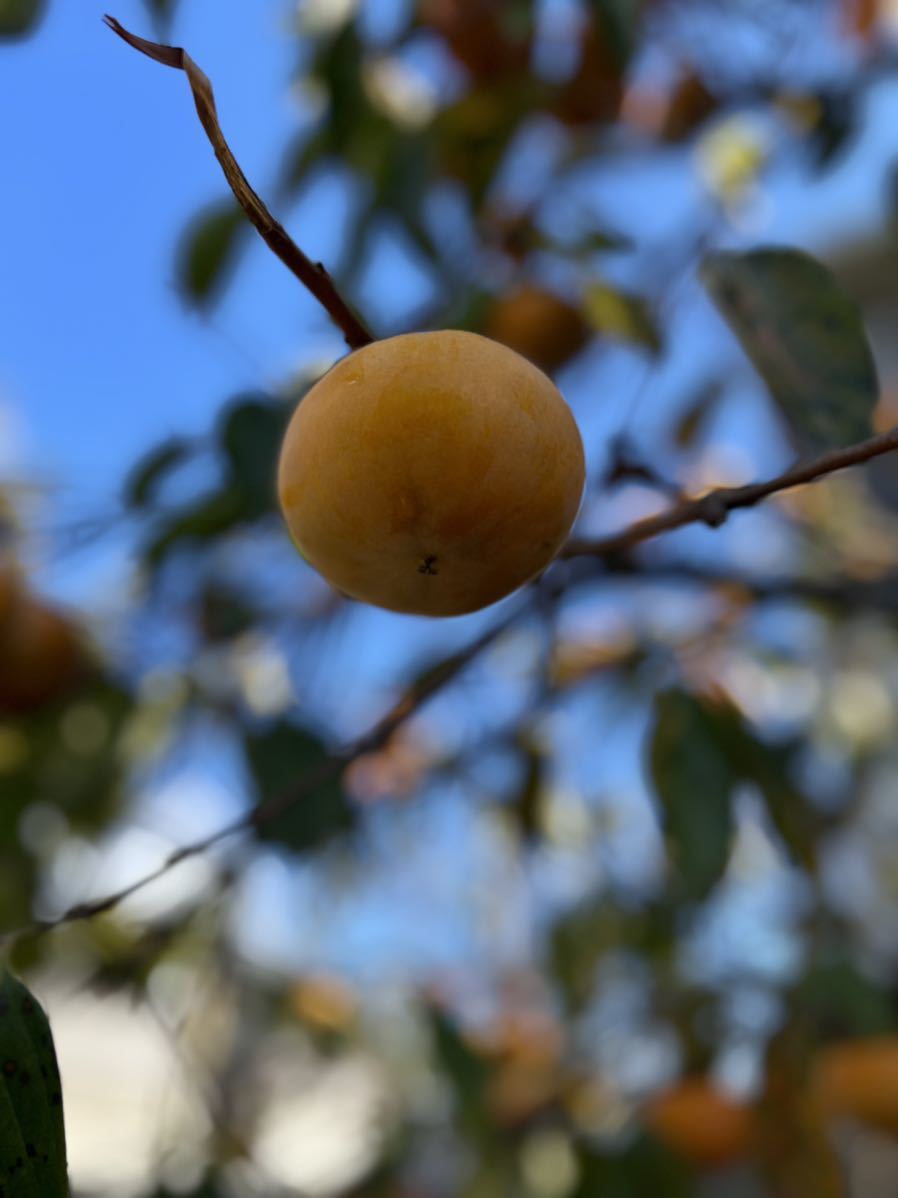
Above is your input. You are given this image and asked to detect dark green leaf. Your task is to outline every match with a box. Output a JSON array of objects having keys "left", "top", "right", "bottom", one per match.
[
  {"left": 218, "top": 397, "right": 287, "bottom": 518},
  {"left": 177, "top": 201, "right": 246, "bottom": 306},
  {"left": 583, "top": 0, "right": 643, "bottom": 67},
  {"left": 801, "top": 960, "right": 895, "bottom": 1038},
  {"left": 143, "top": 486, "right": 248, "bottom": 568},
  {"left": 0, "top": 971, "right": 67, "bottom": 1196},
  {"left": 0, "top": 0, "right": 46, "bottom": 38},
  {"left": 573, "top": 1132, "right": 696, "bottom": 1198},
  {"left": 124, "top": 438, "right": 193, "bottom": 509},
  {"left": 427, "top": 1004, "right": 490, "bottom": 1133},
  {"left": 244, "top": 722, "right": 354, "bottom": 854},
  {"left": 700, "top": 246, "right": 878, "bottom": 450},
  {"left": 672, "top": 382, "right": 723, "bottom": 448},
  {"left": 809, "top": 89, "right": 857, "bottom": 172},
  {"left": 649, "top": 689, "right": 735, "bottom": 901}
]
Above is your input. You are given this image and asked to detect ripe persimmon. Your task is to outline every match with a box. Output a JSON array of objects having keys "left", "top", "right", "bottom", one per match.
[
  {"left": 643, "top": 1077, "right": 755, "bottom": 1169},
  {"left": 0, "top": 559, "right": 23, "bottom": 634},
  {"left": 814, "top": 1037, "right": 898, "bottom": 1134},
  {"left": 420, "top": 0, "right": 530, "bottom": 82},
  {"left": 0, "top": 594, "right": 81, "bottom": 714},
  {"left": 278, "top": 331, "right": 584, "bottom": 616},
  {"left": 485, "top": 285, "right": 590, "bottom": 375}
]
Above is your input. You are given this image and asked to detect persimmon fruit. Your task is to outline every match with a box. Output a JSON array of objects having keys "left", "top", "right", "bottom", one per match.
[
  {"left": 485, "top": 285, "right": 590, "bottom": 375},
  {"left": 644, "top": 1077, "right": 755, "bottom": 1169},
  {"left": 0, "top": 595, "right": 81, "bottom": 713},
  {"left": 814, "top": 1037, "right": 898, "bottom": 1134},
  {"left": 277, "top": 330, "right": 585, "bottom": 616}
]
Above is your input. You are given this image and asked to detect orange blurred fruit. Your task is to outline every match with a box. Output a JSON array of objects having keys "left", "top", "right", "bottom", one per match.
[
  {"left": 0, "top": 558, "right": 24, "bottom": 634},
  {"left": 420, "top": 0, "right": 530, "bottom": 82},
  {"left": 0, "top": 594, "right": 81, "bottom": 714},
  {"left": 552, "top": 18, "right": 624, "bottom": 127},
  {"left": 278, "top": 331, "right": 584, "bottom": 616},
  {"left": 644, "top": 1077, "right": 755, "bottom": 1169},
  {"left": 814, "top": 1037, "right": 898, "bottom": 1134},
  {"left": 485, "top": 285, "right": 590, "bottom": 375}
]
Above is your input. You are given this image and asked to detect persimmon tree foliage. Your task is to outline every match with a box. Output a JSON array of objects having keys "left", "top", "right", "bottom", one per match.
[{"left": 6, "top": 1, "right": 898, "bottom": 1196}]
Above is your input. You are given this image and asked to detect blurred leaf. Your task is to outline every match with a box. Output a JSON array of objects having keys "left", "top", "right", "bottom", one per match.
[
  {"left": 0, "top": 675, "right": 133, "bottom": 835},
  {"left": 583, "top": 0, "right": 644, "bottom": 66},
  {"left": 582, "top": 281, "right": 661, "bottom": 353},
  {"left": 0, "top": 971, "right": 67, "bottom": 1196},
  {"left": 197, "top": 582, "right": 257, "bottom": 643},
  {"left": 427, "top": 1004, "right": 490, "bottom": 1135},
  {"left": 218, "top": 396, "right": 287, "bottom": 518},
  {"left": 124, "top": 437, "right": 193, "bottom": 509},
  {"left": 801, "top": 959, "right": 895, "bottom": 1038},
  {"left": 550, "top": 901, "right": 615, "bottom": 1012},
  {"left": 700, "top": 247, "right": 877, "bottom": 451},
  {"left": 144, "top": 486, "right": 248, "bottom": 568},
  {"left": 435, "top": 82, "right": 536, "bottom": 205},
  {"left": 573, "top": 1132, "right": 695, "bottom": 1198},
  {"left": 0, "top": 0, "right": 45, "bottom": 38},
  {"left": 649, "top": 689, "right": 735, "bottom": 901},
  {"left": 244, "top": 722, "right": 354, "bottom": 854},
  {"left": 809, "top": 89, "right": 858, "bottom": 171},
  {"left": 509, "top": 738, "right": 545, "bottom": 842},
  {"left": 177, "top": 201, "right": 246, "bottom": 306},
  {"left": 672, "top": 382, "right": 722, "bottom": 448}
]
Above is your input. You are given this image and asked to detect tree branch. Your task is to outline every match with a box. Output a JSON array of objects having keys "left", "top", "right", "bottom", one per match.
[
  {"left": 103, "top": 15, "right": 374, "bottom": 350},
  {"left": 604, "top": 558, "right": 898, "bottom": 614},
  {"left": 0, "top": 598, "right": 527, "bottom": 948},
  {"left": 561, "top": 426, "right": 898, "bottom": 560},
  {"left": 7, "top": 415, "right": 898, "bottom": 946}
]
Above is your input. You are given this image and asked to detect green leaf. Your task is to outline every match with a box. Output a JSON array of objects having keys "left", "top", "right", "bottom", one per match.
[
  {"left": 0, "top": 971, "right": 67, "bottom": 1197},
  {"left": 124, "top": 438, "right": 193, "bottom": 509},
  {"left": 176, "top": 201, "right": 246, "bottom": 306},
  {"left": 244, "top": 722, "right": 354, "bottom": 854},
  {"left": 143, "top": 486, "right": 248, "bottom": 568},
  {"left": 800, "top": 960, "right": 894, "bottom": 1038},
  {"left": 700, "top": 246, "right": 878, "bottom": 450},
  {"left": 218, "top": 397, "right": 287, "bottom": 518},
  {"left": 649, "top": 689, "right": 735, "bottom": 901},
  {"left": 0, "top": 0, "right": 46, "bottom": 38},
  {"left": 573, "top": 1132, "right": 696, "bottom": 1198},
  {"left": 582, "top": 281, "right": 661, "bottom": 353},
  {"left": 426, "top": 1004, "right": 490, "bottom": 1136}
]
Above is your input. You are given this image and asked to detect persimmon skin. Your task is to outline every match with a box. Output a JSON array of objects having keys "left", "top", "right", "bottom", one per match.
[
  {"left": 814, "top": 1038, "right": 898, "bottom": 1134},
  {"left": 0, "top": 598, "right": 81, "bottom": 714},
  {"left": 644, "top": 1078, "right": 755, "bottom": 1169},
  {"left": 277, "top": 331, "right": 585, "bottom": 617}
]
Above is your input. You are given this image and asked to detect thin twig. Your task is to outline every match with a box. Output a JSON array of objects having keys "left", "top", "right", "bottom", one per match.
[
  {"left": 103, "top": 15, "right": 374, "bottom": 350},
  {"left": 0, "top": 598, "right": 527, "bottom": 949},
  {"left": 562, "top": 426, "right": 898, "bottom": 560}
]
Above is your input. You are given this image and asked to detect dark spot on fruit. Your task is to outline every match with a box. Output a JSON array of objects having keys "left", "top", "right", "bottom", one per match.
[{"left": 418, "top": 554, "right": 439, "bottom": 576}]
